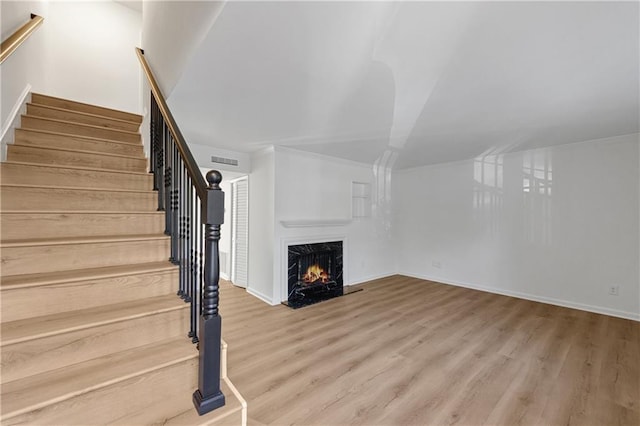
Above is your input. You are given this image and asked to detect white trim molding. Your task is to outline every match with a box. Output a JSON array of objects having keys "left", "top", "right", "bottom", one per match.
[
  {"left": 402, "top": 272, "right": 640, "bottom": 322},
  {"left": 246, "top": 286, "right": 278, "bottom": 306},
  {"left": 280, "top": 219, "right": 351, "bottom": 228},
  {"left": 1, "top": 84, "right": 31, "bottom": 160},
  {"left": 348, "top": 272, "right": 397, "bottom": 287}
]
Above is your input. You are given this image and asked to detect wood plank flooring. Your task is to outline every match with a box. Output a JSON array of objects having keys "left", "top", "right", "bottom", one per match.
[{"left": 219, "top": 275, "right": 639, "bottom": 425}]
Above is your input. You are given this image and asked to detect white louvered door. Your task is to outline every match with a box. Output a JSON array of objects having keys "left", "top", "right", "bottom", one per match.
[{"left": 230, "top": 177, "right": 248, "bottom": 288}]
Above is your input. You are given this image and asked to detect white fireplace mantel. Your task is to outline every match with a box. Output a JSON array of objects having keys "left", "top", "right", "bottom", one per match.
[{"left": 279, "top": 219, "right": 351, "bottom": 228}]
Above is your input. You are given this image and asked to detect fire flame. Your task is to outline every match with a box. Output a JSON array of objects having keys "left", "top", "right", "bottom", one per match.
[{"left": 302, "top": 264, "right": 329, "bottom": 284}]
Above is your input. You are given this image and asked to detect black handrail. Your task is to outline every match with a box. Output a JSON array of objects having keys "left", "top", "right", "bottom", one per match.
[{"left": 136, "top": 47, "right": 225, "bottom": 416}]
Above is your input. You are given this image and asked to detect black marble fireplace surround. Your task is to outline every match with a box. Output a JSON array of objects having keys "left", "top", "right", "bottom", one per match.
[{"left": 287, "top": 241, "right": 343, "bottom": 308}]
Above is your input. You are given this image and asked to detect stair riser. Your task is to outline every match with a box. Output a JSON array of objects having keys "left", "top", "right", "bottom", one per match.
[
  {"left": 1, "top": 269, "right": 178, "bottom": 323},
  {"left": 1, "top": 239, "right": 170, "bottom": 276},
  {"left": 27, "top": 104, "right": 140, "bottom": 132},
  {"left": 15, "top": 129, "right": 144, "bottom": 157},
  {"left": 0, "top": 163, "right": 153, "bottom": 191},
  {"left": 124, "top": 375, "right": 244, "bottom": 426},
  {"left": 31, "top": 93, "right": 142, "bottom": 124},
  {"left": 1, "top": 212, "right": 164, "bottom": 240},
  {"left": 1, "top": 308, "right": 189, "bottom": 384},
  {"left": 21, "top": 116, "right": 140, "bottom": 144},
  {"left": 2, "top": 357, "right": 197, "bottom": 425},
  {"left": 1, "top": 186, "right": 155, "bottom": 211},
  {"left": 7, "top": 144, "right": 147, "bottom": 172}
]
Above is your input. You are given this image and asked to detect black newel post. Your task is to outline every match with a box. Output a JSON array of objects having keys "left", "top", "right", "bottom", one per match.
[{"left": 193, "top": 170, "right": 225, "bottom": 415}]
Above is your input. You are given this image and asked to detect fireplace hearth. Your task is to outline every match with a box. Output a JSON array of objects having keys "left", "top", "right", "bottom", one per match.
[{"left": 287, "top": 241, "right": 343, "bottom": 308}]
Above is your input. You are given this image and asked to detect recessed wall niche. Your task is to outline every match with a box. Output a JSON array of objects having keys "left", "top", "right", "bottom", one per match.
[{"left": 352, "top": 181, "right": 371, "bottom": 218}]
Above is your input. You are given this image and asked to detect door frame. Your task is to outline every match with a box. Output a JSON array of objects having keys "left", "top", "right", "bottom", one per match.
[{"left": 229, "top": 176, "right": 249, "bottom": 288}]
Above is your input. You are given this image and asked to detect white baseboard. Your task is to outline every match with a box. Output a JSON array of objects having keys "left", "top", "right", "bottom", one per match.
[
  {"left": 1, "top": 84, "right": 31, "bottom": 148},
  {"left": 402, "top": 272, "right": 640, "bottom": 322},
  {"left": 348, "top": 271, "right": 397, "bottom": 287},
  {"left": 246, "top": 286, "right": 278, "bottom": 306},
  {"left": 220, "top": 272, "right": 230, "bottom": 280}
]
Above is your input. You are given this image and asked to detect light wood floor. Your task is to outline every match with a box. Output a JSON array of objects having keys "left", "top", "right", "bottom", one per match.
[{"left": 219, "top": 275, "right": 639, "bottom": 426}]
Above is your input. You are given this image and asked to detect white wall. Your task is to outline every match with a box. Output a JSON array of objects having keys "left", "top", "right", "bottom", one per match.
[
  {"left": 1, "top": 1, "right": 49, "bottom": 146},
  {"left": 247, "top": 148, "right": 275, "bottom": 303},
  {"left": 189, "top": 141, "right": 251, "bottom": 175},
  {"left": 218, "top": 178, "right": 232, "bottom": 280},
  {"left": 141, "top": 1, "right": 225, "bottom": 157},
  {"left": 43, "top": 1, "right": 141, "bottom": 113},
  {"left": 393, "top": 134, "right": 640, "bottom": 320},
  {"left": 1, "top": 0, "right": 142, "bottom": 149},
  {"left": 272, "top": 147, "right": 396, "bottom": 303},
  {"left": 141, "top": 1, "right": 225, "bottom": 98}
]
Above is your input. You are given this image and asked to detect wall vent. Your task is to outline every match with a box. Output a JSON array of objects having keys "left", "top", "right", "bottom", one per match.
[{"left": 211, "top": 156, "right": 238, "bottom": 166}]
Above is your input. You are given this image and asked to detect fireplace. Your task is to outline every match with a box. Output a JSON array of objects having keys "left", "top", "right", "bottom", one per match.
[{"left": 287, "top": 241, "right": 343, "bottom": 308}]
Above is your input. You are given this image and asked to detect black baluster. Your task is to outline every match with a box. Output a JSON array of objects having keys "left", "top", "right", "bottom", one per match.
[
  {"left": 187, "top": 178, "right": 195, "bottom": 339},
  {"left": 149, "top": 95, "right": 156, "bottom": 176},
  {"left": 192, "top": 195, "right": 201, "bottom": 344},
  {"left": 154, "top": 98, "right": 161, "bottom": 187},
  {"left": 193, "top": 170, "right": 225, "bottom": 415},
  {"left": 178, "top": 162, "right": 183, "bottom": 297},
  {"left": 179, "top": 161, "right": 186, "bottom": 299},
  {"left": 182, "top": 163, "right": 188, "bottom": 301},
  {"left": 171, "top": 142, "right": 179, "bottom": 267},
  {"left": 164, "top": 123, "right": 171, "bottom": 234},
  {"left": 156, "top": 122, "right": 165, "bottom": 211},
  {"left": 173, "top": 149, "right": 182, "bottom": 309},
  {"left": 184, "top": 174, "right": 192, "bottom": 303},
  {"left": 191, "top": 183, "right": 197, "bottom": 337}
]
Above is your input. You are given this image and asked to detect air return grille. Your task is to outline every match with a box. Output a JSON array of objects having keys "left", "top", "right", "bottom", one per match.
[{"left": 211, "top": 156, "right": 238, "bottom": 166}]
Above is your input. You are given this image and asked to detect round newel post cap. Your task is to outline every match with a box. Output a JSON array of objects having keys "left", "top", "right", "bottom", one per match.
[{"left": 206, "top": 170, "right": 223, "bottom": 189}]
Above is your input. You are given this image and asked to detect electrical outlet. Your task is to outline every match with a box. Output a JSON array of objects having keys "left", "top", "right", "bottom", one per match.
[
  {"left": 432, "top": 261, "right": 442, "bottom": 269},
  {"left": 608, "top": 285, "right": 620, "bottom": 296}
]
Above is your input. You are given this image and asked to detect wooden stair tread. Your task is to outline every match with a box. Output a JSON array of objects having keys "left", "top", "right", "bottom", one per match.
[
  {"left": 1, "top": 234, "right": 169, "bottom": 247},
  {"left": 141, "top": 378, "right": 244, "bottom": 426},
  {"left": 20, "top": 115, "right": 141, "bottom": 145},
  {"left": 31, "top": 93, "right": 143, "bottom": 124},
  {"left": 0, "top": 183, "right": 155, "bottom": 194},
  {"left": 7, "top": 145, "right": 147, "bottom": 174},
  {"left": 0, "top": 211, "right": 163, "bottom": 218},
  {"left": 1, "top": 161, "right": 152, "bottom": 176},
  {"left": 14, "top": 129, "right": 145, "bottom": 158},
  {"left": 9, "top": 142, "right": 146, "bottom": 160},
  {"left": 28, "top": 102, "right": 141, "bottom": 126},
  {"left": 1, "top": 187, "right": 156, "bottom": 213},
  {"left": 0, "top": 336, "right": 196, "bottom": 420},
  {"left": 1, "top": 210, "right": 163, "bottom": 215},
  {"left": 0, "top": 260, "right": 175, "bottom": 290},
  {"left": 21, "top": 115, "right": 140, "bottom": 136},
  {"left": 1, "top": 294, "right": 187, "bottom": 346},
  {"left": 15, "top": 128, "right": 143, "bottom": 147},
  {"left": 0, "top": 212, "right": 165, "bottom": 241}
]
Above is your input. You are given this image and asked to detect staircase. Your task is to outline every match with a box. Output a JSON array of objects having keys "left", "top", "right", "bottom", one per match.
[{"left": 0, "top": 94, "right": 246, "bottom": 425}]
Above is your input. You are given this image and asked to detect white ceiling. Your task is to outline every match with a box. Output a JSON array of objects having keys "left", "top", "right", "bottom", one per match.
[
  {"left": 113, "top": 0, "right": 142, "bottom": 14},
  {"left": 168, "top": 1, "right": 639, "bottom": 169}
]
